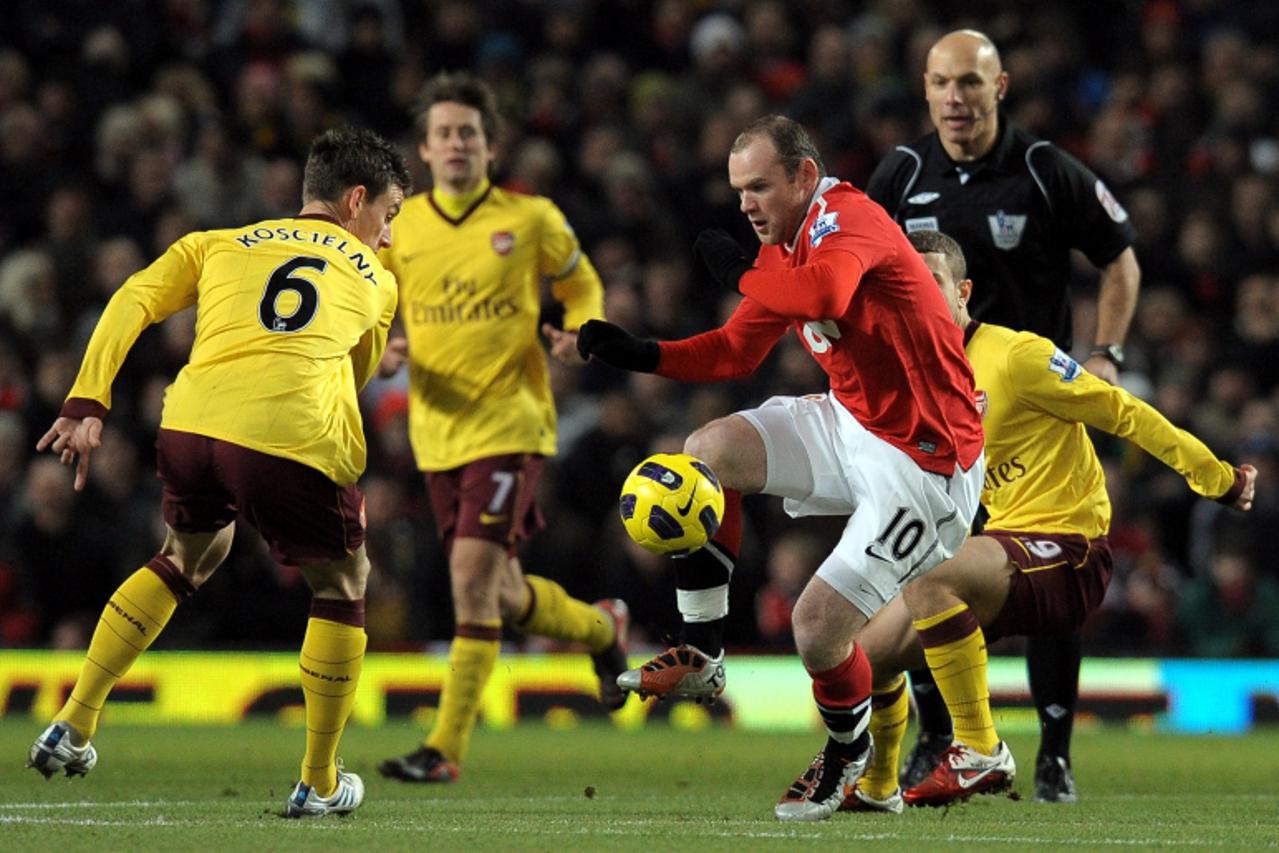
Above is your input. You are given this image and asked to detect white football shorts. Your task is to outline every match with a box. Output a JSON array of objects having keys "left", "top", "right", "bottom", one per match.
[{"left": 738, "top": 393, "right": 983, "bottom": 618}]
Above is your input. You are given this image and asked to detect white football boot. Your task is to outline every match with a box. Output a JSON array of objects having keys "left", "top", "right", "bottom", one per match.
[
  {"left": 285, "top": 768, "right": 365, "bottom": 817},
  {"left": 27, "top": 721, "right": 97, "bottom": 779}
]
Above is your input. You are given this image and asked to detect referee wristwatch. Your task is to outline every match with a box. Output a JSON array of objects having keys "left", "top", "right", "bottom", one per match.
[{"left": 1089, "top": 343, "right": 1125, "bottom": 368}]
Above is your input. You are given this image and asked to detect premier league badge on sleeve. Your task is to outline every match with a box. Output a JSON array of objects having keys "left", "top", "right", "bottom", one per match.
[
  {"left": 808, "top": 211, "right": 840, "bottom": 247},
  {"left": 1095, "top": 180, "right": 1130, "bottom": 223},
  {"left": 1048, "top": 347, "right": 1081, "bottom": 382},
  {"left": 987, "top": 210, "right": 1027, "bottom": 250}
]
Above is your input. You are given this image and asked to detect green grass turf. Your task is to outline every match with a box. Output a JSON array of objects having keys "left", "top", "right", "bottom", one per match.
[{"left": 2, "top": 720, "right": 1277, "bottom": 851}]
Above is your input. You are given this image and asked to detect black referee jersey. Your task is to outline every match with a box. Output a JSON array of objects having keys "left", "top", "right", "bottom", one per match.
[{"left": 866, "top": 120, "right": 1136, "bottom": 350}]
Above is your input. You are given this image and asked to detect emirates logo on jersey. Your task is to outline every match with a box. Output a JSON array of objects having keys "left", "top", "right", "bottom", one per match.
[{"left": 491, "top": 231, "right": 515, "bottom": 255}]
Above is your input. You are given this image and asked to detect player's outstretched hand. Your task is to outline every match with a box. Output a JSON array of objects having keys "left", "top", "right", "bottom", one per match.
[
  {"left": 694, "top": 229, "right": 752, "bottom": 291},
  {"left": 378, "top": 336, "right": 408, "bottom": 378},
  {"left": 36, "top": 415, "right": 103, "bottom": 492},
  {"left": 1233, "top": 463, "right": 1258, "bottom": 512},
  {"left": 542, "top": 322, "right": 584, "bottom": 365},
  {"left": 575, "top": 319, "right": 660, "bottom": 372}
]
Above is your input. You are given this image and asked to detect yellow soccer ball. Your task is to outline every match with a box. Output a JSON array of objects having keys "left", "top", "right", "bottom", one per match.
[{"left": 618, "top": 453, "right": 725, "bottom": 556}]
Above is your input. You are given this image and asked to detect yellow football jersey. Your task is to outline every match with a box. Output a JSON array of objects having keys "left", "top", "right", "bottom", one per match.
[
  {"left": 67, "top": 216, "right": 397, "bottom": 485},
  {"left": 379, "top": 181, "right": 603, "bottom": 471},
  {"left": 968, "top": 322, "right": 1237, "bottom": 536}
]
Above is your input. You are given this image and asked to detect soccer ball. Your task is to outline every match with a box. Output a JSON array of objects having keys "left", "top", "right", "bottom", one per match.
[{"left": 618, "top": 453, "right": 725, "bottom": 556}]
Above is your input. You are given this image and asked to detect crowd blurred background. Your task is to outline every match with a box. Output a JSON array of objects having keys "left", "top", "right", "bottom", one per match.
[{"left": 2, "top": 0, "right": 1279, "bottom": 658}]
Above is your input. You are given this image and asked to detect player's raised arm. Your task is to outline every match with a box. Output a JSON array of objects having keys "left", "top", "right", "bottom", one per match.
[
  {"left": 1007, "top": 335, "right": 1251, "bottom": 507},
  {"left": 59, "top": 235, "right": 202, "bottom": 421}
]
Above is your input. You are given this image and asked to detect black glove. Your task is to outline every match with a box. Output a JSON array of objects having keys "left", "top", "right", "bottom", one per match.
[
  {"left": 694, "top": 229, "right": 753, "bottom": 291},
  {"left": 576, "top": 320, "right": 660, "bottom": 373}
]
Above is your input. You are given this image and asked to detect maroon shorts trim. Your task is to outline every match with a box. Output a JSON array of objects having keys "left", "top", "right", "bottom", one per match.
[
  {"left": 426, "top": 454, "right": 545, "bottom": 555},
  {"left": 145, "top": 555, "right": 196, "bottom": 601},
  {"left": 155, "top": 429, "right": 366, "bottom": 565},
  {"left": 456, "top": 622, "right": 503, "bottom": 641},
  {"left": 310, "top": 597, "right": 366, "bottom": 628},
  {"left": 983, "top": 530, "right": 1113, "bottom": 642},
  {"left": 917, "top": 607, "right": 981, "bottom": 648}
]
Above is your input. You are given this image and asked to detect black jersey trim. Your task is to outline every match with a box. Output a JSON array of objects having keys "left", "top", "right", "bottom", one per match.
[
  {"left": 427, "top": 184, "right": 494, "bottom": 227},
  {"left": 963, "top": 320, "right": 981, "bottom": 347}
]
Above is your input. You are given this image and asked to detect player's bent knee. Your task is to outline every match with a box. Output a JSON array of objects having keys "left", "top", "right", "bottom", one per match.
[
  {"left": 300, "top": 550, "right": 369, "bottom": 601},
  {"left": 497, "top": 571, "right": 527, "bottom": 621},
  {"left": 901, "top": 577, "right": 938, "bottom": 613},
  {"left": 160, "top": 524, "right": 235, "bottom": 588},
  {"left": 684, "top": 415, "right": 764, "bottom": 492},
  {"left": 683, "top": 423, "right": 724, "bottom": 467},
  {"left": 790, "top": 596, "right": 841, "bottom": 668}
]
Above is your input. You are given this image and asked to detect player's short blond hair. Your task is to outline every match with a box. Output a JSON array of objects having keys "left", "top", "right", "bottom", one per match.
[{"left": 908, "top": 229, "right": 968, "bottom": 282}]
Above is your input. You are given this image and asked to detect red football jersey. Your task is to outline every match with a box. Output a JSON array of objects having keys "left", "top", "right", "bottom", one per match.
[{"left": 658, "top": 179, "right": 983, "bottom": 476}]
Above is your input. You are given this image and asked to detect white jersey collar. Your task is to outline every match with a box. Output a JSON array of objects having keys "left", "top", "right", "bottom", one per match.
[{"left": 785, "top": 176, "right": 841, "bottom": 253}]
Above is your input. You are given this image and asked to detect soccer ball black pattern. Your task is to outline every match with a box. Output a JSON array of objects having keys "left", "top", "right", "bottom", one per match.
[{"left": 618, "top": 453, "right": 725, "bottom": 556}]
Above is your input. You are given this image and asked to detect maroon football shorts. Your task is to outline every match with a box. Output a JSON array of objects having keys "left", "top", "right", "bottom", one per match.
[
  {"left": 426, "top": 453, "right": 545, "bottom": 555},
  {"left": 982, "top": 530, "right": 1113, "bottom": 642},
  {"left": 155, "top": 428, "right": 366, "bottom": 565}
]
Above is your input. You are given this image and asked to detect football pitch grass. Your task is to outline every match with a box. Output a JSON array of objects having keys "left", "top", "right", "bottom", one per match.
[{"left": 2, "top": 720, "right": 1277, "bottom": 851}]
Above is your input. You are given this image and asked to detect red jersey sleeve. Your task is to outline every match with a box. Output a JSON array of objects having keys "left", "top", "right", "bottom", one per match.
[
  {"left": 656, "top": 297, "right": 789, "bottom": 382},
  {"left": 738, "top": 249, "right": 865, "bottom": 320},
  {"left": 737, "top": 204, "right": 895, "bottom": 320}
]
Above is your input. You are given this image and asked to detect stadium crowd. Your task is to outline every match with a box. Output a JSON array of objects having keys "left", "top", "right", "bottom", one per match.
[{"left": 2, "top": 0, "right": 1279, "bottom": 658}]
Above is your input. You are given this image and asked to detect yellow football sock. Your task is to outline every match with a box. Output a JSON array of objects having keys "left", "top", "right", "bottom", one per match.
[
  {"left": 515, "top": 575, "right": 614, "bottom": 652},
  {"left": 914, "top": 603, "right": 999, "bottom": 755},
  {"left": 425, "top": 624, "right": 501, "bottom": 763},
  {"left": 857, "top": 674, "right": 909, "bottom": 799},
  {"left": 57, "top": 567, "right": 180, "bottom": 740},
  {"left": 298, "top": 617, "right": 367, "bottom": 796}
]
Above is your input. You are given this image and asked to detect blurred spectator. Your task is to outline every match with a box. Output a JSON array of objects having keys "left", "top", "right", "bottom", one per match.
[
  {"left": 173, "top": 119, "right": 269, "bottom": 228},
  {"left": 0, "top": 412, "right": 26, "bottom": 516},
  {"left": 0, "top": 249, "right": 60, "bottom": 345},
  {"left": 334, "top": 4, "right": 403, "bottom": 137},
  {"left": 40, "top": 183, "right": 98, "bottom": 321},
  {"left": 1177, "top": 547, "right": 1279, "bottom": 657},
  {"left": 1, "top": 458, "right": 119, "bottom": 647},
  {"left": 754, "top": 532, "right": 822, "bottom": 650},
  {"left": 0, "top": 103, "right": 53, "bottom": 249}
]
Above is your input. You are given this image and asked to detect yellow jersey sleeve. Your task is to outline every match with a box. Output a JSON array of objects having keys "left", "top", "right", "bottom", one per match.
[
  {"left": 349, "top": 284, "right": 398, "bottom": 392},
  {"left": 1008, "top": 334, "right": 1237, "bottom": 501},
  {"left": 67, "top": 233, "right": 202, "bottom": 410},
  {"left": 538, "top": 201, "right": 603, "bottom": 331}
]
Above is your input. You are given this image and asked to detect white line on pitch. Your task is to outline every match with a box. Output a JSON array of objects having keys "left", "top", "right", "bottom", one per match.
[{"left": 0, "top": 800, "right": 200, "bottom": 810}]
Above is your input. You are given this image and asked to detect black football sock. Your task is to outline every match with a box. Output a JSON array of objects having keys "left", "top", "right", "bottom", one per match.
[
  {"left": 1027, "top": 631, "right": 1081, "bottom": 761},
  {"left": 908, "top": 667, "right": 953, "bottom": 739},
  {"left": 674, "top": 541, "right": 734, "bottom": 657}
]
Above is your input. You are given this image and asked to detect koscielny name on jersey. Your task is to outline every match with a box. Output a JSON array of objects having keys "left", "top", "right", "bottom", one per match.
[{"left": 234, "top": 226, "right": 381, "bottom": 287}]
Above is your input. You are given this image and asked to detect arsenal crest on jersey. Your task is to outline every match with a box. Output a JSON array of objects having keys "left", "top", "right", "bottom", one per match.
[
  {"left": 491, "top": 231, "right": 515, "bottom": 255},
  {"left": 975, "top": 390, "right": 988, "bottom": 419}
]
